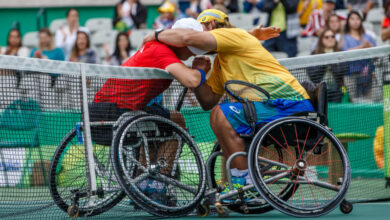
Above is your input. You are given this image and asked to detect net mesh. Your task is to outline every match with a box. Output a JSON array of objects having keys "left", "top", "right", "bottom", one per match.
[{"left": 0, "top": 46, "right": 389, "bottom": 218}]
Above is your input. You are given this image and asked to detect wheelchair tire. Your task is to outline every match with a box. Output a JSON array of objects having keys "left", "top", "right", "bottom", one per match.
[
  {"left": 248, "top": 117, "right": 350, "bottom": 217},
  {"left": 208, "top": 143, "right": 298, "bottom": 214},
  {"left": 111, "top": 115, "right": 206, "bottom": 217},
  {"left": 49, "top": 129, "right": 125, "bottom": 217}
]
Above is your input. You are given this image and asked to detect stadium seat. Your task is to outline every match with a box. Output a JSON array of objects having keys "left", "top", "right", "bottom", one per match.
[
  {"left": 130, "top": 29, "right": 153, "bottom": 50},
  {"left": 20, "top": 74, "right": 40, "bottom": 101},
  {"left": 258, "top": 13, "right": 269, "bottom": 26},
  {"left": 49, "top": 19, "right": 67, "bottom": 34},
  {"left": 298, "top": 36, "right": 315, "bottom": 53},
  {"left": 85, "top": 18, "right": 113, "bottom": 34},
  {"left": 228, "top": 13, "right": 254, "bottom": 30},
  {"left": 363, "top": 21, "right": 374, "bottom": 32},
  {"left": 0, "top": 73, "right": 20, "bottom": 110},
  {"left": 297, "top": 51, "right": 311, "bottom": 57},
  {"left": 335, "top": 9, "right": 349, "bottom": 18},
  {"left": 91, "top": 30, "right": 118, "bottom": 63},
  {"left": 270, "top": 51, "right": 288, "bottom": 59},
  {"left": 366, "top": 8, "right": 384, "bottom": 23},
  {"left": 22, "top": 32, "right": 39, "bottom": 50},
  {"left": 366, "top": 8, "right": 384, "bottom": 36},
  {"left": 0, "top": 98, "right": 46, "bottom": 187}
]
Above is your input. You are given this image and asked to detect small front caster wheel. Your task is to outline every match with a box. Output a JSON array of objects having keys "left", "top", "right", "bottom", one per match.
[
  {"left": 340, "top": 200, "right": 353, "bottom": 214},
  {"left": 196, "top": 204, "right": 210, "bottom": 217},
  {"left": 67, "top": 205, "right": 80, "bottom": 218}
]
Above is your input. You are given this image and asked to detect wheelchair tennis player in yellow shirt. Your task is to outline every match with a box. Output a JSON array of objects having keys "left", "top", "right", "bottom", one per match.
[{"left": 143, "top": 9, "right": 314, "bottom": 196}]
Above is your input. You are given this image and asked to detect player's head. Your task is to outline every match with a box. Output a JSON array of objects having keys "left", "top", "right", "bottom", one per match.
[
  {"left": 197, "top": 9, "right": 233, "bottom": 31},
  {"left": 170, "top": 18, "right": 207, "bottom": 59}
]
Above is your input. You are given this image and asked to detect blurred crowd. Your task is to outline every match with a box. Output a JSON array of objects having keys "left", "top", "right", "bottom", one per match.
[{"left": 0, "top": 0, "right": 389, "bottom": 103}]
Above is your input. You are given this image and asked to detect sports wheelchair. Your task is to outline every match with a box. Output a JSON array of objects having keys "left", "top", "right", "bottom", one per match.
[
  {"left": 198, "top": 80, "right": 352, "bottom": 217},
  {"left": 49, "top": 93, "right": 206, "bottom": 217}
]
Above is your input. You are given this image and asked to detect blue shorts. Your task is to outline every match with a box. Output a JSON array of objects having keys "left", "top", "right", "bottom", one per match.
[{"left": 219, "top": 99, "right": 314, "bottom": 135}]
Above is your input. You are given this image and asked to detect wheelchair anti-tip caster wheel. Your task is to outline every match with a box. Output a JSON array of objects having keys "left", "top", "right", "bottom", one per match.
[
  {"left": 340, "top": 200, "right": 353, "bottom": 214},
  {"left": 196, "top": 204, "right": 210, "bottom": 217},
  {"left": 215, "top": 202, "right": 230, "bottom": 218},
  {"left": 67, "top": 205, "right": 80, "bottom": 218}
]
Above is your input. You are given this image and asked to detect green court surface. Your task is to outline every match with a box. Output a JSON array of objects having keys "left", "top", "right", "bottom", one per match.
[{"left": 169, "top": 202, "right": 390, "bottom": 220}]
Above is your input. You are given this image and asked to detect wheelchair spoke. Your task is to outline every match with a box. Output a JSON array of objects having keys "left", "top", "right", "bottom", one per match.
[
  {"left": 301, "top": 126, "right": 311, "bottom": 159},
  {"left": 153, "top": 173, "right": 198, "bottom": 195},
  {"left": 294, "top": 124, "right": 301, "bottom": 159},
  {"left": 258, "top": 156, "right": 289, "bottom": 169},
  {"left": 268, "top": 134, "right": 295, "bottom": 161},
  {"left": 265, "top": 170, "right": 292, "bottom": 185}
]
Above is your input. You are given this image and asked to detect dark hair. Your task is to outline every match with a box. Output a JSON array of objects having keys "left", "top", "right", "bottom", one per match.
[
  {"left": 313, "top": 28, "right": 339, "bottom": 55},
  {"left": 71, "top": 31, "right": 90, "bottom": 59},
  {"left": 112, "top": 32, "right": 131, "bottom": 65},
  {"left": 6, "top": 29, "right": 22, "bottom": 47},
  {"left": 345, "top": 11, "right": 365, "bottom": 35},
  {"left": 66, "top": 8, "right": 78, "bottom": 17},
  {"left": 38, "top": 28, "right": 52, "bottom": 37},
  {"left": 385, "top": 0, "right": 390, "bottom": 13}
]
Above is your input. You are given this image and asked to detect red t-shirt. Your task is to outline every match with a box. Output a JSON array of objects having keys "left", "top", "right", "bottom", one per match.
[
  {"left": 94, "top": 41, "right": 182, "bottom": 110},
  {"left": 383, "top": 17, "right": 390, "bottom": 28}
]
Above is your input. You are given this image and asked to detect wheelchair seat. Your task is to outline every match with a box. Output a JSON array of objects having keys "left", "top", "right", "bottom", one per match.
[{"left": 300, "top": 81, "right": 328, "bottom": 117}]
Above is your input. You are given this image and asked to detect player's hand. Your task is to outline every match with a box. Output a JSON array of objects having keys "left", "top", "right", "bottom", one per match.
[
  {"left": 192, "top": 56, "right": 211, "bottom": 74},
  {"left": 251, "top": 25, "right": 281, "bottom": 41},
  {"left": 141, "top": 32, "right": 155, "bottom": 49}
]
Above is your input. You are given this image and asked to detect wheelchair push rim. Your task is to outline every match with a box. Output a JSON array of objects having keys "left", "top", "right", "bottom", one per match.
[
  {"left": 248, "top": 117, "right": 351, "bottom": 217},
  {"left": 111, "top": 115, "right": 206, "bottom": 217},
  {"left": 49, "top": 129, "right": 125, "bottom": 217}
]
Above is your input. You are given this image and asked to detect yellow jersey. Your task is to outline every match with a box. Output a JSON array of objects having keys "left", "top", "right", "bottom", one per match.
[
  {"left": 298, "top": 0, "right": 323, "bottom": 26},
  {"left": 207, "top": 28, "right": 310, "bottom": 101}
]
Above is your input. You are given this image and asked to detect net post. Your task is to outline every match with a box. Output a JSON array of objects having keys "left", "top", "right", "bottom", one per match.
[
  {"left": 80, "top": 63, "right": 98, "bottom": 197},
  {"left": 384, "top": 73, "right": 390, "bottom": 186}
]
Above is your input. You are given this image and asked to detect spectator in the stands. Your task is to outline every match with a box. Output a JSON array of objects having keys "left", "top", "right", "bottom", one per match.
[
  {"left": 103, "top": 32, "right": 133, "bottom": 66},
  {"left": 154, "top": 1, "right": 176, "bottom": 29},
  {"left": 342, "top": 11, "right": 377, "bottom": 102},
  {"left": 302, "top": 0, "right": 339, "bottom": 37},
  {"left": 209, "top": 0, "right": 239, "bottom": 13},
  {"left": 381, "top": 0, "right": 390, "bottom": 43},
  {"left": 185, "top": 0, "right": 203, "bottom": 18},
  {"left": 55, "top": 8, "right": 88, "bottom": 60},
  {"left": 342, "top": 11, "right": 376, "bottom": 51},
  {"left": 243, "top": 0, "right": 264, "bottom": 25},
  {"left": 0, "top": 29, "right": 29, "bottom": 57},
  {"left": 69, "top": 31, "right": 97, "bottom": 64},
  {"left": 347, "top": 0, "right": 378, "bottom": 21},
  {"left": 308, "top": 28, "right": 345, "bottom": 102},
  {"left": 212, "top": 0, "right": 228, "bottom": 13},
  {"left": 335, "top": 0, "right": 345, "bottom": 9},
  {"left": 31, "top": 28, "right": 65, "bottom": 61},
  {"left": 298, "top": 0, "right": 322, "bottom": 28},
  {"left": 113, "top": 0, "right": 147, "bottom": 32},
  {"left": 0, "top": 29, "right": 29, "bottom": 82},
  {"left": 262, "top": 0, "right": 300, "bottom": 57},
  {"left": 327, "top": 13, "right": 343, "bottom": 41},
  {"left": 31, "top": 28, "right": 65, "bottom": 86}
]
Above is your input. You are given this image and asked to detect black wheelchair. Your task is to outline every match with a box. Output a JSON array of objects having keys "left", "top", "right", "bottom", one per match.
[
  {"left": 49, "top": 95, "right": 206, "bottom": 217},
  {"left": 197, "top": 80, "right": 352, "bottom": 217}
]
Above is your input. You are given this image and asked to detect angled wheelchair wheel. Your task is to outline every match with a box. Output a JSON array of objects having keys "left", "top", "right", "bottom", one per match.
[
  {"left": 111, "top": 115, "right": 206, "bottom": 217},
  {"left": 208, "top": 143, "right": 296, "bottom": 215},
  {"left": 49, "top": 129, "right": 125, "bottom": 217},
  {"left": 248, "top": 117, "right": 351, "bottom": 217}
]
